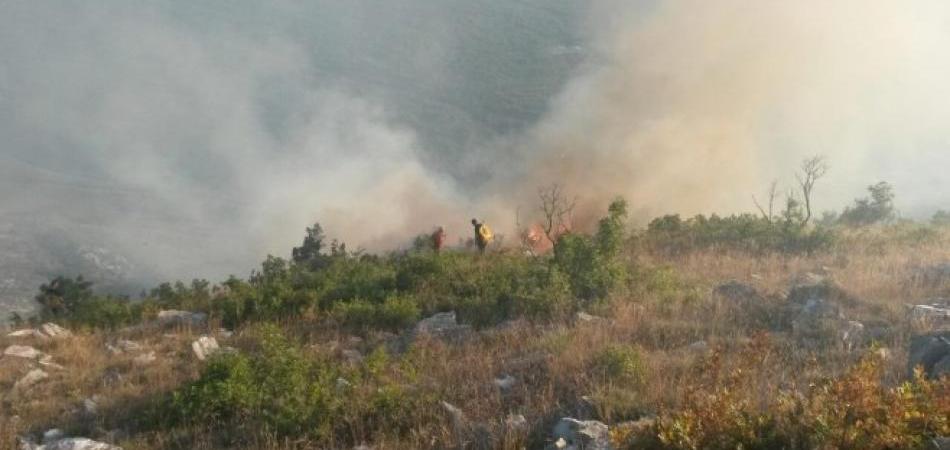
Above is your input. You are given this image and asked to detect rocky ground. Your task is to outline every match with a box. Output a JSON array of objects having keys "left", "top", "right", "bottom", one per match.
[{"left": 0, "top": 243, "right": 948, "bottom": 449}]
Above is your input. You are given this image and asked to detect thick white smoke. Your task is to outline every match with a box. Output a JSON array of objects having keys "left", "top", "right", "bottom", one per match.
[
  {"left": 1, "top": 0, "right": 949, "bottom": 303},
  {"left": 515, "top": 0, "right": 950, "bottom": 222}
]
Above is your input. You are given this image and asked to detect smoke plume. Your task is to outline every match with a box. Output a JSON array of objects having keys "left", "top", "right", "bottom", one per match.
[
  {"left": 1, "top": 0, "right": 949, "bottom": 298},
  {"left": 512, "top": 0, "right": 950, "bottom": 223}
]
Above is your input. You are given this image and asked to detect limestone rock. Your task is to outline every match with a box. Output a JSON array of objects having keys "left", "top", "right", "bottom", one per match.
[
  {"left": 575, "top": 312, "right": 606, "bottom": 324},
  {"left": 132, "top": 351, "right": 156, "bottom": 366},
  {"left": 841, "top": 320, "right": 866, "bottom": 352},
  {"left": 191, "top": 336, "right": 220, "bottom": 361},
  {"left": 910, "top": 303, "right": 950, "bottom": 330},
  {"left": 42, "top": 430, "right": 64, "bottom": 444},
  {"left": 38, "top": 355, "right": 64, "bottom": 370},
  {"left": 4, "top": 345, "right": 46, "bottom": 360},
  {"left": 116, "top": 340, "right": 141, "bottom": 352},
  {"left": 43, "top": 437, "right": 122, "bottom": 450},
  {"left": 439, "top": 401, "right": 492, "bottom": 449},
  {"left": 505, "top": 414, "right": 528, "bottom": 432},
  {"left": 405, "top": 312, "right": 473, "bottom": 348},
  {"left": 687, "top": 340, "right": 709, "bottom": 353},
  {"left": 82, "top": 397, "right": 99, "bottom": 416},
  {"left": 39, "top": 323, "right": 71, "bottom": 339},
  {"left": 494, "top": 374, "right": 517, "bottom": 392},
  {"left": 550, "top": 418, "right": 611, "bottom": 450},
  {"left": 7, "top": 329, "right": 46, "bottom": 339},
  {"left": 14, "top": 369, "right": 49, "bottom": 391},
  {"left": 908, "top": 331, "right": 950, "bottom": 378},
  {"left": 156, "top": 310, "right": 207, "bottom": 327}
]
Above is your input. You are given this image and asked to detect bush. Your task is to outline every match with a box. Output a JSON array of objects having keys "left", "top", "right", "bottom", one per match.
[
  {"left": 30, "top": 204, "right": 633, "bottom": 332},
  {"left": 592, "top": 344, "right": 646, "bottom": 386},
  {"left": 168, "top": 324, "right": 339, "bottom": 438},
  {"left": 163, "top": 324, "right": 434, "bottom": 446},
  {"left": 933, "top": 210, "right": 950, "bottom": 227},
  {"left": 35, "top": 275, "right": 94, "bottom": 320},
  {"left": 30, "top": 275, "right": 149, "bottom": 329},
  {"left": 67, "top": 296, "right": 145, "bottom": 329},
  {"left": 332, "top": 296, "right": 421, "bottom": 331},
  {"left": 554, "top": 198, "right": 629, "bottom": 300},
  {"left": 629, "top": 266, "right": 700, "bottom": 304},
  {"left": 644, "top": 213, "right": 835, "bottom": 255},
  {"left": 840, "top": 181, "right": 897, "bottom": 227}
]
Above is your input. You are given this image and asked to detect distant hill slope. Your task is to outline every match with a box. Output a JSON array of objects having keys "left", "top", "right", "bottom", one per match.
[{"left": 0, "top": 0, "right": 588, "bottom": 321}]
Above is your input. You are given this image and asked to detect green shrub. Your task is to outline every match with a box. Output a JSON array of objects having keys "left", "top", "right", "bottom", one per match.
[
  {"left": 839, "top": 181, "right": 896, "bottom": 227},
  {"left": 933, "top": 210, "right": 950, "bottom": 227},
  {"left": 316, "top": 257, "right": 397, "bottom": 308},
  {"left": 592, "top": 344, "right": 646, "bottom": 386},
  {"left": 168, "top": 324, "right": 339, "bottom": 439},
  {"left": 630, "top": 266, "right": 700, "bottom": 304},
  {"left": 68, "top": 296, "right": 145, "bottom": 329},
  {"left": 332, "top": 296, "right": 421, "bottom": 331},
  {"left": 35, "top": 275, "right": 94, "bottom": 320},
  {"left": 163, "top": 324, "right": 436, "bottom": 446},
  {"left": 644, "top": 213, "right": 835, "bottom": 255},
  {"left": 30, "top": 206, "right": 631, "bottom": 332},
  {"left": 554, "top": 198, "right": 629, "bottom": 300}
]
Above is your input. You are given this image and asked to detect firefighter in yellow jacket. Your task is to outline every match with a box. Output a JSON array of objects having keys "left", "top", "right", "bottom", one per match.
[{"left": 471, "top": 218, "right": 493, "bottom": 253}]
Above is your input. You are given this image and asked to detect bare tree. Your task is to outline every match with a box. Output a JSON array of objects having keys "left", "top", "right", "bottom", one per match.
[
  {"left": 752, "top": 180, "right": 779, "bottom": 224},
  {"left": 796, "top": 155, "right": 828, "bottom": 226},
  {"left": 538, "top": 183, "right": 576, "bottom": 246}
]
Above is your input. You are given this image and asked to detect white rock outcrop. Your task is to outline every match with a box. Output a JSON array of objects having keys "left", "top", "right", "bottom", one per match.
[
  {"left": 7, "top": 329, "right": 46, "bottom": 339},
  {"left": 14, "top": 369, "right": 49, "bottom": 391},
  {"left": 4, "top": 345, "right": 46, "bottom": 360},
  {"left": 549, "top": 418, "right": 611, "bottom": 450},
  {"left": 39, "top": 323, "right": 72, "bottom": 339},
  {"left": 192, "top": 336, "right": 220, "bottom": 361},
  {"left": 157, "top": 310, "right": 207, "bottom": 327},
  {"left": 132, "top": 351, "right": 157, "bottom": 366},
  {"left": 20, "top": 436, "right": 122, "bottom": 450}
]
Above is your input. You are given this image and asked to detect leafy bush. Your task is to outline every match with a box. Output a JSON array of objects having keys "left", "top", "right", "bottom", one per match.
[
  {"left": 168, "top": 324, "right": 338, "bottom": 438},
  {"left": 27, "top": 203, "right": 631, "bottom": 332},
  {"left": 35, "top": 275, "right": 94, "bottom": 319},
  {"left": 332, "top": 296, "right": 421, "bottom": 331},
  {"left": 629, "top": 266, "right": 701, "bottom": 304},
  {"left": 554, "top": 198, "right": 629, "bottom": 300},
  {"left": 31, "top": 275, "right": 148, "bottom": 329},
  {"left": 644, "top": 213, "right": 835, "bottom": 255},
  {"left": 65, "top": 296, "right": 146, "bottom": 329},
  {"left": 163, "top": 324, "right": 434, "bottom": 446},
  {"left": 840, "top": 181, "right": 897, "bottom": 227},
  {"left": 933, "top": 210, "right": 950, "bottom": 227},
  {"left": 592, "top": 344, "right": 646, "bottom": 386}
]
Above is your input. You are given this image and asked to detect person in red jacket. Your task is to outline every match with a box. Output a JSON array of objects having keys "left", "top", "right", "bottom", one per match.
[{"left": 431, "top": 226, "right": 446, "bottom": 253}]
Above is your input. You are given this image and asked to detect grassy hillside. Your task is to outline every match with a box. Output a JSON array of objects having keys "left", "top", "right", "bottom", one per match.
[{"left": 1, "top": 204, "right": 949, "bottom": 449}]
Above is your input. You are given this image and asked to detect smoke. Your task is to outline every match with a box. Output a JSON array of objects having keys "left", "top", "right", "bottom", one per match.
[
  {"left": 0, "top": 1, "right": 478, "bottom": 285},
  {"left": 2, "top": 0, "right": 950, "bottom": 295},
  {"left": 512, "top": 0, "right": 950, "bottom": 223}
]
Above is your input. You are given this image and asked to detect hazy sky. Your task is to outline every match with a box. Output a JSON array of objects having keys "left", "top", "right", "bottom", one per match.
[{"left": 1, "top": 0, "right": 949, "bottom": 286}]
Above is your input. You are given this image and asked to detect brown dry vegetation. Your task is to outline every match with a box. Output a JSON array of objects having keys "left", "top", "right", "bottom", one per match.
[{"left": 1, "top": 226, "right": 949, "bottom": 449}]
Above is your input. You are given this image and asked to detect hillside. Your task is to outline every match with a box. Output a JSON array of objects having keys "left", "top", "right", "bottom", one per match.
[
  {"left": 0, "top": 0, "right": 588, "bottom": 321},
  {"left": 1, "top": 205, "right": 948, "bottom": 449}
]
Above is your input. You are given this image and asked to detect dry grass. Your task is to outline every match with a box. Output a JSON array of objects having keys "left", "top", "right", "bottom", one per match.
[{"left": 2, "top": 229, "right": 949, "bottom": 449}]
